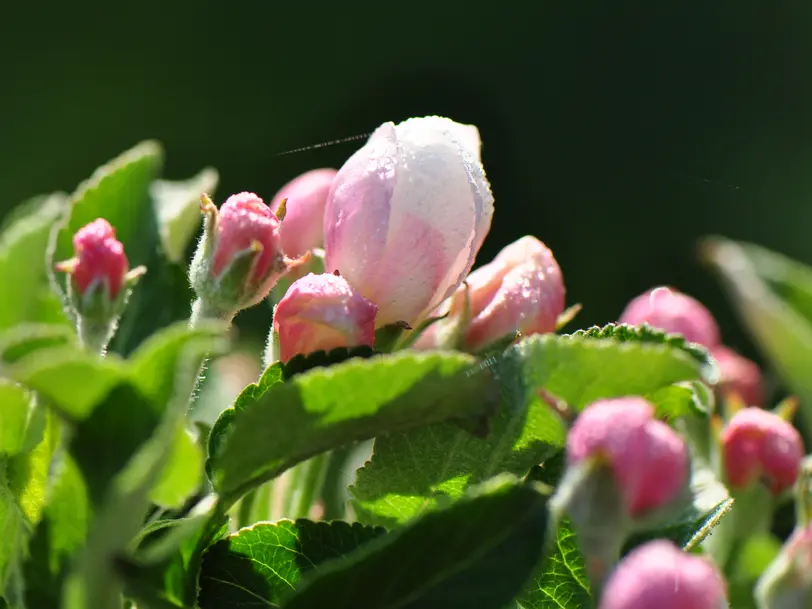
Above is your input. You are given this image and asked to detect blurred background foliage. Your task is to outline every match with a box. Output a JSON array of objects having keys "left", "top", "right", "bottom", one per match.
[{"left": 2, "top": 0, "right": 812, "bottom": 360}]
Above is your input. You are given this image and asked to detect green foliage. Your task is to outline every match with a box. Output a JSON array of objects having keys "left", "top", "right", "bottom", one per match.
[
  {"left": 208, "top": 351, "right": 498, "bottom": 505},
  {"left": 284, "top": 477, "right": 549, "bottom": 609},
  {"left": 704, "top": 236, "right": 812, "bottom": 438},
  {"left": 198, "top": 520, "right": 385, "bottom": 608},
  {"left": 0, "top": 194, "right": 68, "bottom": 329},
  {"left": 352, "top": 329, "right": 709, "bottom": 526}
]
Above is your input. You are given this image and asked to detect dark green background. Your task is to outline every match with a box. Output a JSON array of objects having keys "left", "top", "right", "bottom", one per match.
[{"left": 3, "top": 1, "right": 812, "bottom": 354}]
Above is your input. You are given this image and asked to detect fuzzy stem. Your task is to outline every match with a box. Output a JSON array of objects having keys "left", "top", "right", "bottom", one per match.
[
  {"left": 77, "top": 316, "right": 117, "bottom": 356},
  {"left": 187, "top": 298, "right": 235, "bottom": 415}
]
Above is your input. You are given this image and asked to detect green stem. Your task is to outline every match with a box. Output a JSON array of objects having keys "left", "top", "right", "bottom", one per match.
[
  {"left": 704, "top": 484, "right": 773, "bottom": 571},
  {"left": 187, "top": 298, "right": 235, "bottom": 416},
  {"left": 77, "top": 316, "right": 117, "bottom": 356},
  {"left": 282, "top": 454, "right": 332, "bottom": 520},
  {"left": 320, "top": 445, "right": 354, "bottom": 520}
]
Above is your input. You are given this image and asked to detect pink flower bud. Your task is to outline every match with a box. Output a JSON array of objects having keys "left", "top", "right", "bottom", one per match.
[
  {"left": 324, "top": 116, "right": 494, "bottom": 327},
  {"left": 272, "top": 272, "right": 378, "bottom": 363},
  {"left": 270, "top": 168, "right": 337, "bottom": 258},
  {"left": 710, "top": 345, "right": 765, "bottom": 407},
  {"left": 190, "top": 192, "right": 308, "bottom": 319},
  {"left": 68, "top": 218, "right": 129, "bottom": 298},
  {"left": 212, "top": 192, "right": 283, "bottom": 284},
  {"left": 619, "top": 287, "right": 721, "bottom": 347},
  {"left": 721, "top": 407, "right": 803, "bottom": 494},
  {"left": 567, "top": 397, "right": 688, "bottom": 516},
  {"left": 600, "top": 540, "right": 727, "bottom": 609},
  {"left": 416, "top": 236, "right": 565, "bottom": 351}
]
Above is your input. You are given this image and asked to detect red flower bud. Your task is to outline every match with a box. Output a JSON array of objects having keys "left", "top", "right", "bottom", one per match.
[
  {"left": 721, "top": 407, "right": 803, "bottom": 494},
  {"left": 711, "top": 345, "right": 765, "bottom": 407},
  {"left": 567, "top": 397, "right": 688, "bottom": 517},
  {"left": 600, "top": 540, "right": 727, "bottom": 609},
  {"left": 66, "top": 218, "right": 129, "bottom": 298},
  {"left": 619, "top": 287, "right": 720, "bottom": 347},
  {"left": 272, "top": 273, "right": 377, "bottom": 363}
]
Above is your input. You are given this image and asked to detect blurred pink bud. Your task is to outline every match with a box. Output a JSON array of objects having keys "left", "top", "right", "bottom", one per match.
[
  {"left": 619, "top": 286, "right": 721, "bottom": 347},
  {"left": 600, "top": 540, "right": 727, "bottom": 609},
  {"left": 756, "top": 523, "right": 812, "bottom": 607},
  {"left": 273, "top": 272, "right": 378, "bottom": 362},
  {"left": 721, "top": 407, "right": 803, "bottom": 494},
  {"left": 567, "top": 397, "right": 688, "bottom": 517},
  {"left": 212, "top": 192, "right": 283, "bottom": 284},
  {"left": 270, "top": 168, "right": 337, "bottom": 258},
  {"left": 711, "top": 345, "right": 765, "bottom": 407},
  {"left": 56, "top": 218, "right": 129, "bottom": 298},
  {"left": 324, "top": 116, "right": 494, "bottom": 327}
]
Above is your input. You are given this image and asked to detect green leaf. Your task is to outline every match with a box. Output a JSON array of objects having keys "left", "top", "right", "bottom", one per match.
[
  {"left": 149, "top": 427, "right": 203, "bottom": 509},
  {"left": 570, "top": 323, "right": 712, "bottom": 368},
  {"left": 500, "top": 329, "right": 709, "bottom": 413},
  {"left": 645, "top": 380, "right": 714, "bottom": 419},
  {"left": 352, "top": 393, "right": 564, "bottom": 526},
  {"left": 63, "top": 327, "right": 224, "bottom": 609},
  {"left": 516, "top": 518, "right": 592, "bottom": 609},
  {"left": 129, "top": 320, "right": 229, "bottom": 413},
  {"left": 0, "top": 381, "right": 33, "bottom": 457},
  {"left": 0, "top": 323, "right": 76, "bottom": 367},
  {"left": 352, "top": 330, "right": 706, "bottom": 527},
  {"left": 282, "top": 477, "right": 549, "bottom": 609},
  {"left": 206, "top": 362, "right": 284, "bottom": 481},
  {"left": 198, "top": 520, "right": 385, "bottom": 608},
  {"left": 123, "top": 495, "right": 228, "bottom": 608},
  {"left": 0, "top": 193, "right": 68, "bottom": 329},
  {"left": 22, "top": 454, "right": 91, "bottom": 609},
  {"left": 210, "top": 351, "right": 498, "bottom": 505},
  {"left": 5, "top": 344, "right": 127, "bottom": 419},
  {"left": 703, "top": 236, "right": 812, "bottom": 438},
  {"left": 151, "top": 168, "right": 218, "bottom": 264}
]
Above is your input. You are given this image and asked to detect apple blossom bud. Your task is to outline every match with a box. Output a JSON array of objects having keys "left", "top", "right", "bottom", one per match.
[
  {"left": 756, "top": 524, "right": 812, "bottom": 608},
  {"left": 54, "top": 218, "right": 145, "bottom": 353},
  {"left": 567, "top": 397, "right": 689, "bottom": 517},
  {"left": 414, "top": 235, "right": 565, "bottom": 352},
  {"left": 270, "top": 168, "right": 337, "bottom": 259},
  {"left": 721, "top": 407, "right": 803, "bottom": 494},
  {"left": 189, "top": 192, "right": 307, "bottom": 321},
  {"left": 711, "top": 345, "right": 765, "bottom": 407},
  {"left": 324, "top": 116, "right": 494, "bottom": 327},
  {"left": 600, "top": 540, "right": 727, "bottom": 609},
  {"left": 270, "top": 272, "right": 377, "bottom": 363},
  {"left": 619, "top": 286, "right": 721, "bottom": 347}
]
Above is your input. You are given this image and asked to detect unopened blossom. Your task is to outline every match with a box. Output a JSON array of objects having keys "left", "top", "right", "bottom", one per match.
[
  {"left": 600, "top": 540, "right": 727, "bottom": 609},
  {"left": 189, "top": 192, "right": 307, "bottom": 319},
  {"left": 567, "top": 397, "right": 688, "bottom": 516},
  {"left": 270, "top": 168, "right": 337, "bottom": 258},
  {"left": 58, "top": 218, "right": 129, "bottom": 299},
  {"left": 272, "top": 273, "right": 377, "bottom": 362},
  {"left": 415, "top": 235, "right": 565, "bottom": 351},
  {"left": 711, "top": 345, "right": 765, "bottom": 407},
  {"left": 721, "top": 407, "right": 803, "bottom": 494},
  {"left": 619, "top": 286, "right": 720, "bottom": 347},
  {"left": 54, "top": 218, "right": 145, "bottom": 352},
  {"left": 324, "top": 116, "right": 494, "bottom": 327}
]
